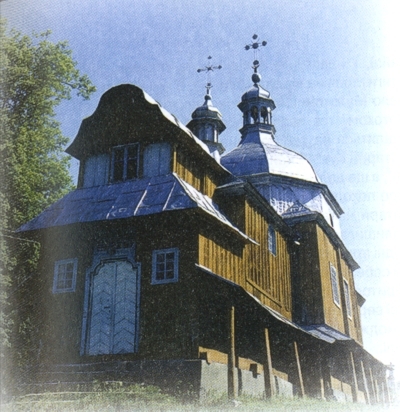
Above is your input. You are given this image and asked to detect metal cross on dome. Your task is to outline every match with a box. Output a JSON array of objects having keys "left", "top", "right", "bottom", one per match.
[
  {"left": 197, "top": 56, "right": 222, "bottom": 95},
  {"left": 245, "top": 34, "right": 267, "bottom": 72}
]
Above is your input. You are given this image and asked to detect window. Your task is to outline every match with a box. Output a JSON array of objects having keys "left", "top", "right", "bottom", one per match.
[
  {"left": 111, "top": 144, "right": 139, "bottom": 182},
  {"left": 152, "top": 248, "right": 179, "bottom": 284},
  {"left": 53, "top": 258, "right": 78, "bottom": 293},
  {"left": 268, "top": 226, "right": 276, "bottom": 255},
  {"left": 343, "top": 279, "right": 352, "bottom": 318},
  {"left": 330, "top": 263, "right": 340, "bottom": 307}
]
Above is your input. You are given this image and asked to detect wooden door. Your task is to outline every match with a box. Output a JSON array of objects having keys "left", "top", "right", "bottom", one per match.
[{"left": 87, "top": 260, "right": 139, "bottom": 355}]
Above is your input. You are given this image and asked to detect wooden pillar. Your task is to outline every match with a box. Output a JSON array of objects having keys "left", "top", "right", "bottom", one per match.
[
  {"left": 383, "top": 374, "right": 391, "bottom": 404},
  {"left": 368, "top": 367, "right": 377, "bottom": 404},
  {"left": 293, "top": 341, "right": 305, "bottom": 397},
  {"left": 263, "top": 328, "right": 275, "bottom": 398},
  {"left": 320, "top": 357, "right": 332, "bottom": 400},
  {"left": 227, "top": 306, "right": 237, "bottom": 400},
  {"left": 349, "top": 351, "right": 359, "bottom": 403},
  {"left": 360, "top": 360, "right": 370, "bottom": 404},
  {"left": 374, "top": 378, "right": 380, "bottom": 403}
]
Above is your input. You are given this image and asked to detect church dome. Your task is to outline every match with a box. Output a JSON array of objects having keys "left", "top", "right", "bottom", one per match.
[
  {"left": 186, "top": 83, "right": 226, "bottom": 160},
  {"left": 221, "top": 131, "right": 320, "bottom": 183},
  {"left": 221, "top": 55, "right": 319, "bottom": 183}
]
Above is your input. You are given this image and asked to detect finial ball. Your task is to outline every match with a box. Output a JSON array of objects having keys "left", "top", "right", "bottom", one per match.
[{"left": 252, "top": 72, "right": 261, "bottom": 84}]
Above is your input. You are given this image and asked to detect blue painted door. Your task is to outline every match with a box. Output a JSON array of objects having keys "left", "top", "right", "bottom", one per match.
[{"left": 87, "top": 260, "right": 139, "bottom": 355}]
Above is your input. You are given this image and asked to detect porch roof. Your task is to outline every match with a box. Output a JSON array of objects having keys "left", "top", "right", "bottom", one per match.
[{"left": 17, "top": 173, "right": 255, "bottom": 243}]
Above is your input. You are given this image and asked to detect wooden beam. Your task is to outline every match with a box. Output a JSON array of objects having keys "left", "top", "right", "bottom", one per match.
[
  {"left": 227, "top": 306, "right": 237, "bottom": 399},
  {"left": 360, "top": 360, "right": 370, "bottom": 404},
  {"left": 369, "top": 367, "right": 377, "bottom": 404},
  {"left": 293, "top": 341, "right": 305, "bottom": 397},
  {"left": 383, "top": 374, "right": 391, "bottom": 404},
  {"left": 320, "top": 355, "right": 331, "bottom": 401},
  {"left": 374, "top": 378, "right": 380, "bottom": 403},
  {"left": 263, "top": 328, "right": 275, "bottom": 398},
  {"left": 349, "top": 351, "right": 359, "bottom": 403}
]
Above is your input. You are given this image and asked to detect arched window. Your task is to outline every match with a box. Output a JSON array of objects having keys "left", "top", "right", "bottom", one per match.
[
  {"left": 251, "top": 106, "right": 258, "bottom": 123},
  {"left": 260, "top": 106, "right": 268, "bottom": 123}
]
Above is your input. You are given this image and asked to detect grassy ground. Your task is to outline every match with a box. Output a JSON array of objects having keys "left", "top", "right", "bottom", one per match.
[{"left": 1, "top": 384, "right": 397, "bottom": 411}]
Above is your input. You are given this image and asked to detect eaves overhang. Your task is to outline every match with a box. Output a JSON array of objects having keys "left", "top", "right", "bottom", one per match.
[
  {"left": 336, "top": 339, "right": 388, "bottom": 369},
  {"left": 356, "top": 291, "right": 366, "bottom": 307},
  {"left": 195, "top": 264, "right": 356, "bottom": 345}
]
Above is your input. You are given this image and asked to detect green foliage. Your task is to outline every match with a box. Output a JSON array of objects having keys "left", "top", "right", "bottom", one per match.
[
  {"left": 0, "top": 18, "right": 95, "bottom": 399},
  {"left": 0, "top": 19, "right": 95, "bottom": 229}
]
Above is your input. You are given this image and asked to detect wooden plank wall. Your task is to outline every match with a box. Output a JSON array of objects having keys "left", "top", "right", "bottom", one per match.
[
  {"left": 173, "top": 146, "right": 218, "bottom": 198},
  {"left": 198, "top": 230, "right": 243, "bottom": 287},
  {"left": 34, "top": 212, "right": 201, "bottom": 365},
  {"left": 339, "top": 255, "right": 363, "bottom": 344},
  {"left": 244, "top": 201, "right": 292, "bottom": 319},
  {"left": 292, "top": 222, "right": 323, "bottom": 325},
  {"left": 316, "top": 226, "right": 345, "bottom": 334}
]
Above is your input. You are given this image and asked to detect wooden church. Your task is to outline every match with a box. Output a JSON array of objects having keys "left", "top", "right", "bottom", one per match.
[{"left": 17, "top": 40, "right": 389, "bottom": 404}]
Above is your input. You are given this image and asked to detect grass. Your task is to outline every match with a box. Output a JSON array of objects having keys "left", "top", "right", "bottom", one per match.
[{"left": 1, "top": 383, "right": 396, "bottom": 411}]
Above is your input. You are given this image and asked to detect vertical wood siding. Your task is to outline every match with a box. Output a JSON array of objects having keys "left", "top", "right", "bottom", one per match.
[
  {"left": 340, "top": 256, "right": 363, "bottom": 344},
  {"left": 316, "top": 226, "right": 345, "bottom": 333},
  {"left": 173, "top": 146, "right": 218, "bottom": 197},
  {"left": 292, "top": 223, "right": 323, "bottom": 325},
  {"left": 198, "top": 230, "right": 243, "bottom": 287},
  {"left": 243, "top": 201, "right": 292, "bottom": 318}
]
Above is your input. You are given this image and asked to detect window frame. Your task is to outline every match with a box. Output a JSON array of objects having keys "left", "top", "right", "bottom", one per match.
[
  {"left": 151, "top": 248, "right": 179, "bottom": 285},
  {"left": 53, "top": 258, "right": 78, "bottom": 294},
  {"left": 343, "top": 278, "right": 352, "bottom": 319},
  {"left": 111, "top": 143, "right": 139, "bottom": 183},
  {"left": 329, "top": 263, "right": 341, "bottom": 307},
  {"left": 268, "top": 226, "right": 277, "bottom": 256}
]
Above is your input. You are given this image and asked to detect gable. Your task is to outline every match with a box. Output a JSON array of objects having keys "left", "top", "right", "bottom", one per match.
[{"left": 66, "top": 84, "right": 224, "bottom": 172}]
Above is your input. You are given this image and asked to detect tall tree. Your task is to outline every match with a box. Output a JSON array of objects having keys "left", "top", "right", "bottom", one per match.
[{"left": 0, "top": 19, "right": 96, "bottom": 399}]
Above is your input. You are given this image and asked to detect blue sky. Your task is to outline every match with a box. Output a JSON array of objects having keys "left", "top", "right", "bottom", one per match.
[{"left": 3, "top": 0, "right": 399, "bottom": 374}]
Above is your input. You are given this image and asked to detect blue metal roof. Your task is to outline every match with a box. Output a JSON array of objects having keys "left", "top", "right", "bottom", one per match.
[
  {"left": 17, "top": 173, "right": 253, "bottom": 242},
  {"left": 221, "top": 130, "right": 320, "bottom": 183},
  {"left": 301, "top": 324, "right": 351, "bottom": 343}
]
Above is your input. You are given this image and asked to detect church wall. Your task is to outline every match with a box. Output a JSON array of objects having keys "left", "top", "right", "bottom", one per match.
[
  {"left": 198, "top": 229, "right": 244, "bottom": 287},
  {"left": 339, "top": 256, "right": 363, "bottom": 344},
  {"left": 244, "top": 200, "right": 292, "bottom": 319},
  {"left": 31, "top": 211, "right": 204, "bottom": 366},
  {"left": 173, "top": 145, "right": 220, "bottom": 198},
  {"left": 316, "top": 226, "right": 346, "bottom": 333},
  {"left": 291, "top": 222, "right": 324, "bottom": 325}
]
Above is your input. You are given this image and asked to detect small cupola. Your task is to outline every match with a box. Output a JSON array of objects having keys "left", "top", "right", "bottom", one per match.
[
  {"left": 238, "top": 37, "right": 276, "bottom": 139},
  {"left": 187, "top": 57, "right": 226, "bottom": 161}
]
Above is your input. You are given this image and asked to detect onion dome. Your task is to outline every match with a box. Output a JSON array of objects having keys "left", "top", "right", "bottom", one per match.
[{"left": 187, "top": 84, "right": 226, "bottom": 160}]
